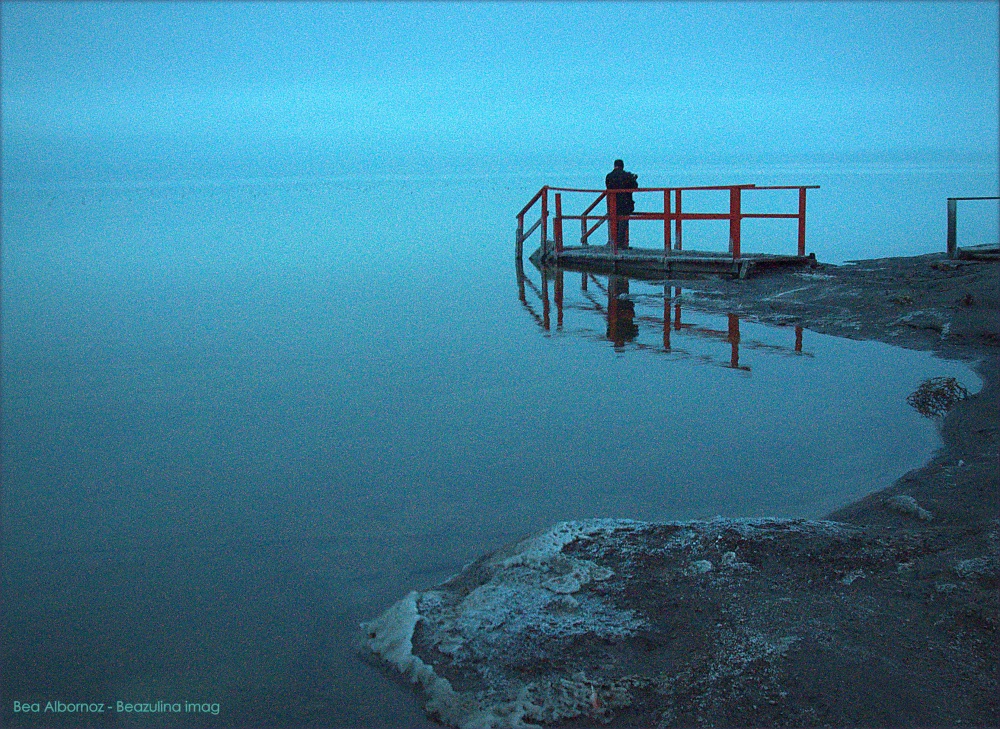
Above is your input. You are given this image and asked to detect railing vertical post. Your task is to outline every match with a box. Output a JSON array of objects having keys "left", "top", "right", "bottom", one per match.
[
  {"left": 947, "top": 198, "right": 958, "bottom": 259},
  {"left": 554, "top": 193, "right": 564, "bottom": 254},
  {"left": 516, "top": 213, "right": 524, "bottom": 259},
  {"left": 674, "top": 189, "right": 683, "bottom": 251},
  {"left": 797, "top": 187, "right": 807, "bottom": 256},
  {"left": 729, "top": 186, "right": 742, "bottom": 259},
  {"left": 664, "top": 189, "right": 672, "bottom": 254},
  {"left": 608, "top": 192, "right": 618, "bottom": 255},
  {"left": 795, "top": 325, "right": 803, "bottom": 353},
  {"left": 581, "top": 210, "right": 588, "bottom": 247},
  {"left": 540, "top": 187, "right": 549, "bottom": 257}
]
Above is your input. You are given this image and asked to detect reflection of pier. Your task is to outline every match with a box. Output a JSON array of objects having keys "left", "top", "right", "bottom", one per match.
[{"left": 516, "top": 260, "right": 805, "bottom": 370}]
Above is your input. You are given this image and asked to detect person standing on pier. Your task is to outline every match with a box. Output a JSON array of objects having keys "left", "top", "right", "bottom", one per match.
[{"left": 606, "top": 159, "right": 638, "bottom": 248}]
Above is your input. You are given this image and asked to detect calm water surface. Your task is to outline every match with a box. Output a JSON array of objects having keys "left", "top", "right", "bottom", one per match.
[{"left": 0, "top": 170, "right": 986, "bottom": 726}]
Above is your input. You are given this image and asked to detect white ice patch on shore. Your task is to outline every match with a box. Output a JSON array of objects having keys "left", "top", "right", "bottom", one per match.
[
  {"left": 421, "top": 522, "right": 644, "bottom": 663},
  {"left": 361, "top": 592, "right": 468, "bottom": 725},
  {"left": 498, "top": 519, "right": 640, "bottom": 569},
  {"left": 362, "top": 520, "right": 645, "bottom": 728}
]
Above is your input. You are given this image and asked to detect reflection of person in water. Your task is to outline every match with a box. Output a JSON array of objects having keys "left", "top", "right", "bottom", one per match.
[
  {"left": 605, "top": 159, "right": 638, "bottom": 248},
  {"left": 606, "top": 275, "right": 639, "bottom": 347}
]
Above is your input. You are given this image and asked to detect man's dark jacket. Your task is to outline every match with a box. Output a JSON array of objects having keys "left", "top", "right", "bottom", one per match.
[{"left": 606, "top": 168, "right": 638, "bottom": 215}]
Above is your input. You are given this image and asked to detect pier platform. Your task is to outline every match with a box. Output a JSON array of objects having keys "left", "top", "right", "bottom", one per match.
[{"left": 529, "top": 243, "right": 816, "bottom": 280}]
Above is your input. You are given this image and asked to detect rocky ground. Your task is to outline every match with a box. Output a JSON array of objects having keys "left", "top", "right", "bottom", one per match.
[{"left": 363, "top": 253, "right": 999, "bottom": 728}]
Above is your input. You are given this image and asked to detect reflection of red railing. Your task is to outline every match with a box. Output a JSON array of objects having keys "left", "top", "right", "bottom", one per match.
[
  {"left": 515, "top": 265, "right": 805, "bottom": 369},
  {"left": 516, "top": 184, "right": 819, "bottom": 258}
]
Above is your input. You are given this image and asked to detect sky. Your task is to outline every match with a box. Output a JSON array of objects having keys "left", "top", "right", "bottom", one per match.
[{"left": 2, "top": 1, "right": 998, "bottom": 181}]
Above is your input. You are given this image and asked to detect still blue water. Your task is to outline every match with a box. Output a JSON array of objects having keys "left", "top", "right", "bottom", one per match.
[{"left": 0, "top": 162, "right": 991, "bottom": 726}]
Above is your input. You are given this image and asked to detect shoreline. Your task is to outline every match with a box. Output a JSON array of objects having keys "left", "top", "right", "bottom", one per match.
[{"left": 364, "top": 253, "right": 999, "bottom": 728}]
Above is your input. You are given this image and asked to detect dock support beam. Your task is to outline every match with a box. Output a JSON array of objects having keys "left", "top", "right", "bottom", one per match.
[
  {"left": 798, "top": 187, "right": 808, "bottom": 256},
  {"left": 540, "top": 187, "right": 549, "bottom": 258},
  {"left": 947, "top": 198, "right": 958, "bottom": 259},
  {"left": 664, "top": 189, "right": 672, "bottom": 254},
  {"left": 554, "top": 193, "right": 564, "bottom": 254},
  {"left": 674, "top": 190, "right": 683, "bottom": 250}
]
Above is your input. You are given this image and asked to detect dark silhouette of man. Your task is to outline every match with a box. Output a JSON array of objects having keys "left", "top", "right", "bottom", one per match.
[
  {"left": 606, "top": 159, "right": 638, "bottom": 248},
  {"left": 606, "top": 274, "right": 639, "bottom": 347}
]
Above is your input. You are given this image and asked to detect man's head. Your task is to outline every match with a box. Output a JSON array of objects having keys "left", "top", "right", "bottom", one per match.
[{"left": 614, "top": 159, "right": 624, "bottom": 169}]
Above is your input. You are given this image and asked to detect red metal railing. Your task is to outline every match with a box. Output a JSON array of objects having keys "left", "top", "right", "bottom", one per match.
[{"left": 516, "top": 184, "right": 819, "bottom": 259}]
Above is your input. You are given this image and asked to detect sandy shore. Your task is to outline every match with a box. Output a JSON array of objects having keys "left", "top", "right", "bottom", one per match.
[{"left": 363, "top": 253, "right": 999, "bottom": 728}]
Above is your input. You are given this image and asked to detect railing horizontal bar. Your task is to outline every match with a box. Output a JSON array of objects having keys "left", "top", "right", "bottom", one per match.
[
  {"left": 548, "top": 185, "right": 758, "bottom": 194},
  {"left": 556, "top": 213, "right": 780, "bottom": 220},
  {"left": 948, "top": 196, "right": 1000, "bottom": 201},
  {"left": 752, "top": 185, "right": 821, "bottom": 190},
  {"left": 666, "top": 213, "right": 735, "bottom": 221},
  {"left": 545, "top": 187, "right": 610, "bottom": 194},
  {"left": 564, "top": 212, "right": 804, "bottom": 220},
  {"left": 544, "top": 185, "right": 819, "bottom": 194},
  {"left": 566, "top": 212, "right": 805, "bottom": 221},
  {"left": 578, "top": 212, "right": 793, "bottom": 221}
]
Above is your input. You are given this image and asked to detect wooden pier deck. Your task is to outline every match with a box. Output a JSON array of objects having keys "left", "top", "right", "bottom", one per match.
[
  {"left": 954, "top": 243, "right": 1000, "bottom": 261},
  {"left": 529, "top": 243, "right": 816, "bottom": 280}
]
